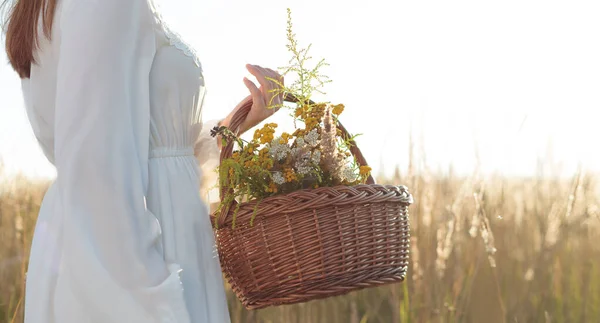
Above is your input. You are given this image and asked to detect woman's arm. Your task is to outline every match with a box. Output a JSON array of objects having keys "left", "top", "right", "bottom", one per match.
[
  {"left": 54, "top": 0, "right": 190, "bottom": 321},
  {"left": 195, "top": 65, "right": 283, "bottom": 201}
]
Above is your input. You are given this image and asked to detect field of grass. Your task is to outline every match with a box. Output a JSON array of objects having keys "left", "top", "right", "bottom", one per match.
[{"left": 1, "top": 163, "right": 599, "bottom": 322}]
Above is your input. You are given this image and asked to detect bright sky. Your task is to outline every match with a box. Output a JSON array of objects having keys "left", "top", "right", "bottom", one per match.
[{"left": 1, "top": 0, "right": 599, "bottom": 179}]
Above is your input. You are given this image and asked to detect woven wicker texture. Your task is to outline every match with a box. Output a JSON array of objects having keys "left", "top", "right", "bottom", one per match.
[{"left": 213, "top": 94, "right": 413, "bottom": 309}]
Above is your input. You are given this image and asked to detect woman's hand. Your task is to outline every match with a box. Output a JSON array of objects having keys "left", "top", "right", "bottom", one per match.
[{"left": 220, "top": 64, "right": 284, "bottom": 136}]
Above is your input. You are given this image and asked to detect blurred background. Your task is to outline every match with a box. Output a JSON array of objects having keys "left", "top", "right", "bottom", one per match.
[{"left": 1, "top": 0, "right": 599, "bottom": 322}]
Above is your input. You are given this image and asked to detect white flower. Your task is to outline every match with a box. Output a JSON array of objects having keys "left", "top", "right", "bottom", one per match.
[
  {"left": 295, "top": 151, "right": 313, "bottom": 175},
  {"left": 300, "top": 151, "right": 311, "bottom": 162},
  {"left": 272, "top": 171, "right": 285, "bottom": 185},
  {"left": 296, "top": 137, "right": 305, "bottom": 147},
  {"left": 305, "top": 129, "right": 320, "bottom": 147},
  {"left": 269, "top": 139, "right": 290, "bottom": 160},
  {"left": 341, "top": 167, "right": 357, "bottom": 182},
  {"left": 296, "top": 165, "right": 312, "bottom": 175},
  {"left": 311, "top": 151, "right": 321, "bottom": 164}
]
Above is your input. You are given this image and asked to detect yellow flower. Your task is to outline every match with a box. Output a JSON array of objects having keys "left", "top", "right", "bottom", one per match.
[
  {"left": 293, "top": 129, "right": 305, "bottom": 137},
  {"left": 283, "top": 168, "right": 297, "bottom": 182},
  {"left": 305, "top": 117, "right": 319, "bottom": 130},
  {"left": 245, "top": 160, "right": 258, "bottom": 168},
  {"left": 266, "top": 182, "right": 278, "bottom": 193},
  {"left": 359, "top": 165, "right": 372, "bottom": 176},
  {"left": 253, "top": 129, "right": 261, "bottom": 141},
  {"left": 332, "top": 103, "right": 345, "bottom": 115},
  {"left": 254, "top": 123, "right": 278, "bottom": 144},
  {"left": 260, "top": 137, "right": 271, "bottom": 144},
  {"left": 262, "top": 159, "right": 274, "bottom": 169},
  {"left": 315, "top": 103, "right": 327, "bottom": 110}
]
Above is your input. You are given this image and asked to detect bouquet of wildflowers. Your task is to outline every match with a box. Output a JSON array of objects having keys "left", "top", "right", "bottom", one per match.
[{"left": 212, "top": 9, "right": 372, "bottom": 227}]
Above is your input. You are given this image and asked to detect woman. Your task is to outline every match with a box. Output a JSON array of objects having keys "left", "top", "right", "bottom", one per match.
[{"left": 2, "top": 0, "right": 283, "bottom": 321}]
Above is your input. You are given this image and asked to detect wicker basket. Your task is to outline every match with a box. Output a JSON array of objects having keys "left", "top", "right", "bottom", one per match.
[{"left": 213, "top": 95, "right": 413, "bottom": 309}]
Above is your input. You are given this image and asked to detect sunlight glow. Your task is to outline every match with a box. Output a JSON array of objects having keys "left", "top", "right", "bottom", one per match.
[{"left": 1, "top": 0, "right": 599, "bottom": 179}]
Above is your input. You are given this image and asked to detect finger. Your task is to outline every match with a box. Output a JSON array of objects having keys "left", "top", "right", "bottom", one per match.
[
  {"left": 249, "top": 65, "right": 282, "bottom": 92},
  {"left": 247, "top": 64, "right": 279, "bottom": 79},
  {"left": 246, "top": 64, "right": 273, "bottom": 91},
  {"left": 246, "top": 64, "right": 268, "bottom": 79},
  {"left": 264, "top": 68, "right": 284, "bottom": 88},
  {"left": 247, "top": 65, "right": 283, "bottom": 109},
  {"left": 256, "top": 66, "right": 283, "bottom": 103},
  {"left": 268, "top": 93, "right": 283, "bottom": 111},
  {"left": 243, "top": 77, "right": 265, "bottom": 107},
  {"left": 264, "top": 68, "right": 284, "bottom": 106},
  {"left": 265, "top": 68, "right": 283, "bottom": 83}
]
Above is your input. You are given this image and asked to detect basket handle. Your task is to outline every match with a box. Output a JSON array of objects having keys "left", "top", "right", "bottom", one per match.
[{"left": 216, "top": 93, "right": 375, "bottom": 225}]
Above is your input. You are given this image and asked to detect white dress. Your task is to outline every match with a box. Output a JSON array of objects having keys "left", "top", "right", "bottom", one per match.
[{"left": 20, "top": 0, "right": 230, "bottom": 321}]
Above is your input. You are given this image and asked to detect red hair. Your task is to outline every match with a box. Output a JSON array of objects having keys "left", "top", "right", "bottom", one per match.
[{"left": 1, "top": 0, "right": 58, "bottom": 78}]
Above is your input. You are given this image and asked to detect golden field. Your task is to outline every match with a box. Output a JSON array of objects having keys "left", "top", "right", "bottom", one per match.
[{"left": 1, "top": 161, "right": 599, "bottom": 323}]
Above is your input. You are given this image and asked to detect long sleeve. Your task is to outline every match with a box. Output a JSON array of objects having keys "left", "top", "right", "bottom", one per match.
[{"left": 53, "top": 0, "right": 191, "bottom": 321}]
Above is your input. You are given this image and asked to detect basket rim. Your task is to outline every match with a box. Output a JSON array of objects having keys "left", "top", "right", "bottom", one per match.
[{"left": 212, "top": 183, "right": 413, "bottom": 229}]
